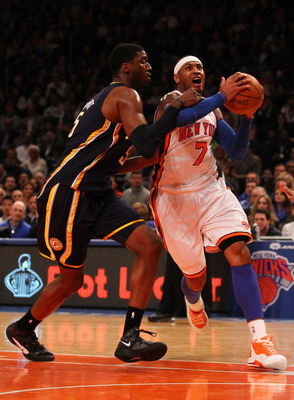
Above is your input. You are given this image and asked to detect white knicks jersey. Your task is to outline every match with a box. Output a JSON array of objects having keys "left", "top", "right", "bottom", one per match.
[{"left": 153, "top": 107, "right": 218, "bottom": 193}]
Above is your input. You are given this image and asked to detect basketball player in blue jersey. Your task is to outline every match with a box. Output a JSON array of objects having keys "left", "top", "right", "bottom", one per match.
[
  {"left": 119, "top": 56, "right": 287, "bottom": 370},
  {"left": 5, "top": 44, "right": 200, "bottom": 364}
]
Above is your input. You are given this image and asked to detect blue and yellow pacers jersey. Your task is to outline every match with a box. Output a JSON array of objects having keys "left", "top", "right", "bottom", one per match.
[{"left": 39, "top": 83, "right": 132, "bottom": 196}]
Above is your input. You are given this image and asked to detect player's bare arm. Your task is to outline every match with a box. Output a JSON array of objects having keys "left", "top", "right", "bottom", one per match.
[{"left": 102, "top": 86, "right": 147, "bottom": 135}]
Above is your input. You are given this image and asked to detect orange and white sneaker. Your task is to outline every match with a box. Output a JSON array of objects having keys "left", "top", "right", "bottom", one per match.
[
  {"left": 248, "top": 334, "right": 287, "bottom": 370},
  {"left": 185, "top": 297, "right": 208, "bottom": 334}
]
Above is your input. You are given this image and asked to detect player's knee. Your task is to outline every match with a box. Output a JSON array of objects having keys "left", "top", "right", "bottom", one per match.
[
  {"left": 128, "top": 226, "right": 163, "bottom": 258},
  {"left": 59, "top": 268, "right": 84, "bottom": 295},
  {"left": 186, "top": 267, "right": 206, "bottom": 291},
  {"left": 143, "top": 234, "right": 163, "bottom": 259},
  {"left": 226, "top": 241, "right": 251, "bottom": 265}
]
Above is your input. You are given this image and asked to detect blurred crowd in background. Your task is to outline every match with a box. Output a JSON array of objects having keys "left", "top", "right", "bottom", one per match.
[{"left": 1, "top": 0, "right": 294, "bottom": 238}]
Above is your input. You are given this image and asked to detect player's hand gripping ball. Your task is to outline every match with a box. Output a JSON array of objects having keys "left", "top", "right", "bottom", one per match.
[{"left": 225, "top": 74, "right": 264, "bottom": 116}]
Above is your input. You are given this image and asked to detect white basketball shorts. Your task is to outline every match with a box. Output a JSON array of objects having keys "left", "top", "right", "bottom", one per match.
[{"left": 150, "top": 178, "right": 252, "bottom": 276}]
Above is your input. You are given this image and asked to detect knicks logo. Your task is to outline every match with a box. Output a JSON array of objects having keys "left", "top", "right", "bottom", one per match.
[
  {"left": 252, "top": 250, "right": 294, "bottom": 311},
  {"left": 49, "top": 237, "right": 63, "bottom": 251},
  {"left": 242, "top": 221, "right": 250, "bottom": 230}
]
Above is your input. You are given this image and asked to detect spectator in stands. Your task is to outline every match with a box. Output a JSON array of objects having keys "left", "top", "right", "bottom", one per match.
[
  {"left": 22, "top": 182, "right": 35, "bottom": 206},
  {"left": 20, "top": 144, "right": 48, "bottom": 178},
  {"left": 24, "top": 194, "right": 38, "bottom": 227},
  {"left": 245, "top": 171, "right": 261, "bottom": 186},
  {"left": 251, "top": 209, "right": 282, "bottom": 239},
  {"left": 33, "top": 171, "right": 46, "bottom": 191},
  {"left": 244, "top": 186, "right": 267, "bottom": 216},
  {"left": 238, "top": 180, "right": 257, "bottom": 210},
  {"left": 248, "top": 193, "right": 278, "bottom": 228},
  {"left": 122, "top": 170, "right": 150, "bottom": 207},
  {"left": 11, "top": 189, "right": 24, "bottom": 203},
  {"left": 237, "top": 171, "right": 260, "bottom": 204},
  {"left": 0, "top": 195, "right": 13, "bottom": 224},
  {"left": 3, "top": 175, "right": 18, "bottom": 196},
  {"left": 273, "top": 163, "right": 286, "bottom": 180},
  {"left": 0, "top": 200, "right": 31, "bottom": 238},
  {"left": 272, "top": 186, "right": 291, "bottom": 228},
  {"left": 18, "top": 172, "right": 31, "bottom": 189}
]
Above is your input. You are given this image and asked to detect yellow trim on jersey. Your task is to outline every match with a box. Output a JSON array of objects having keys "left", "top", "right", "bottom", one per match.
[
  {"left": 45, "top": 184, "right": 59, "bottom": 260},
  {"left": 38, "top": 119, "right": 112, "bottom": 196},
  {"left": 103, "top": 219, "right": 145, "bottom": 241},
  {"left": 72, "top": 122, "right": 122, "bottom": 189},
  {"left": 60, "top": 190, "right": 80, "bottom": 265}
]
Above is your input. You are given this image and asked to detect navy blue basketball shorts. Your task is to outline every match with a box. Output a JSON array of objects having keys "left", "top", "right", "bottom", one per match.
[{"left": 37, "top": 184, "right": 145, "bottom": 268}]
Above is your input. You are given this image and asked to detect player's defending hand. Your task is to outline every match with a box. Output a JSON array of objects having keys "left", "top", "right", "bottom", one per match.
[
  {"left": 219, "top": 72, "right": 251, "bottom": 102},
  {"left": 171, "top": 87, "right": 202, "bottom": 109}
]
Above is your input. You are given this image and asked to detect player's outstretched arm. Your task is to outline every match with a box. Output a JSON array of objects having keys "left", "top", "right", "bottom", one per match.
[
  {"left": 177, "top": 72, "right": 251, "bottom": 127},
  {"left": 122, "top": 87, "right": 199, "bottom": 158}
]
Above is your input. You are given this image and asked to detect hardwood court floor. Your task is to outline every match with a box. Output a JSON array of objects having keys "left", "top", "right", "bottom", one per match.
[{"left": 0, "top": 309, "right": 293, "bottom": 399}]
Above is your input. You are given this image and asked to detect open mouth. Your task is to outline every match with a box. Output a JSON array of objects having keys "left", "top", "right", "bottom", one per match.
[{"left": 192, "top": 77, "right": 201, "bottom": 85}]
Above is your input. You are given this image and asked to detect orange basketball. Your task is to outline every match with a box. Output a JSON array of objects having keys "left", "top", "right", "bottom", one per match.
[
  {"left": 257, "top": 276, "right": 277, "bottom": 305},
  {"left": 225, "top": 74, "right": 264, "bottom": 115}
]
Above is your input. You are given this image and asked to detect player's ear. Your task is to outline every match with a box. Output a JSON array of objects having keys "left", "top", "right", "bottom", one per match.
[
  {"left": 174, "top": 74, "right": 180, "bottom": 84},
  {"left": 122, "top": 62, "right": 130, "bottom": 74}
]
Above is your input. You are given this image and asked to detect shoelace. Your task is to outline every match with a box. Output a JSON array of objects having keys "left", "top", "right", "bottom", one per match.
[
  {"left": 190, "top": 309, "right": 206, "bottom": 324},
  {"left": 255, "top": 337, "right": 278, "bottom": 356},
  {"left": 135, "top": 328, "right": 157, "bottom": 338},
  {"left": 20, "top": 331, "right": 46, "bottom": 351},
  {"left": 127, "top": 328, "right": 158, "bottom": 346}
]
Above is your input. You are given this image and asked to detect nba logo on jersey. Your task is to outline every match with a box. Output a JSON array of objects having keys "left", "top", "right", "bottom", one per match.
[{"left": 131, "top": 312, "right": 135, "bottom": 319}]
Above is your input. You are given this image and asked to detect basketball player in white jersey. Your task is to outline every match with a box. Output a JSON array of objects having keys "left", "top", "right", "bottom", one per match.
[{"left": 121, "top": 56, "right": 287, "bottom": 370}]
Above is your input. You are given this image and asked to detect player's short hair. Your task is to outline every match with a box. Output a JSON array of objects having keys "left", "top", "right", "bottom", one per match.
[{"left": 109, "top": 43, "right": 145, "bottom": 76}]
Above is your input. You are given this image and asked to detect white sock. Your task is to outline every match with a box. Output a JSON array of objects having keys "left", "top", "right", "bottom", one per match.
[
  {"left": 248, "top": 319, "right": 267, "bottom": 341},
  {"left": 187, "top": 296, "right": 204, "bottom": 312}
]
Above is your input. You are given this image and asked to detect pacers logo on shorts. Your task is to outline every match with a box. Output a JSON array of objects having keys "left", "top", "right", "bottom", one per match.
[{"left": 50, "top": 237, "right": 63, "bottom": 251}]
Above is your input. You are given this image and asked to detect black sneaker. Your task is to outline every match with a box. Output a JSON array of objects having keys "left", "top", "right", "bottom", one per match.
[
  {"left": 114, "top": 327, "right": 167, "bottom": 363},
  {"left": 6, "top": 322, "right": 55, "bottom": 362},
  {"left": 148, "top": 313, "right": 176, "bottom": 323}
]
